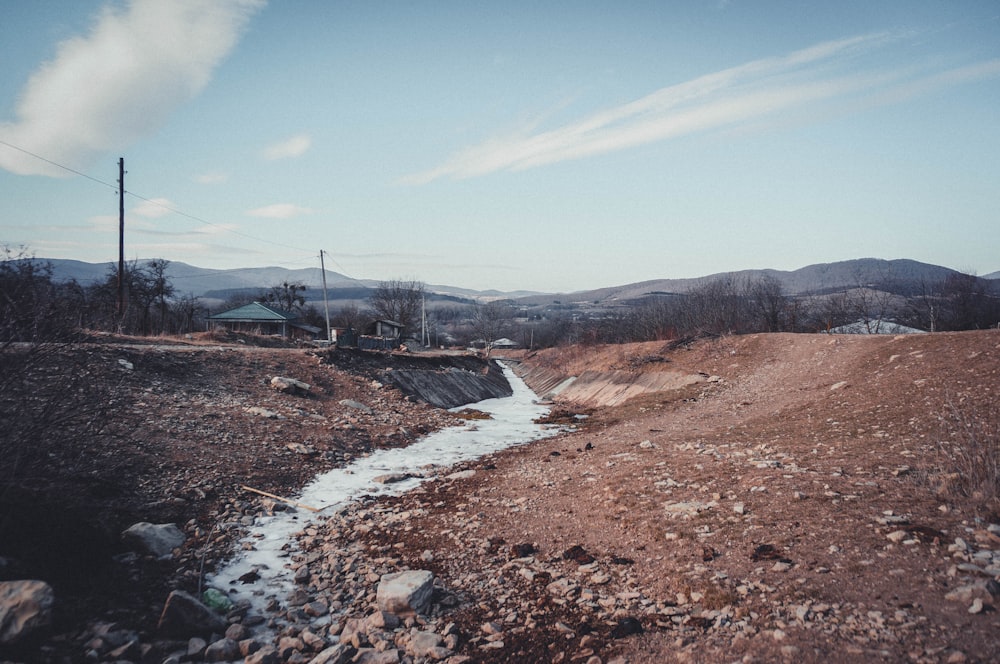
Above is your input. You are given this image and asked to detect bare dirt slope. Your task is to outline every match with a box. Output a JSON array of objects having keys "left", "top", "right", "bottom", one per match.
[
  {"left": 354, "top": 331, "right": 1000, "bottom": 663},
  {"left": 0, "top": 336, "right": 459, "bottom": 660}
]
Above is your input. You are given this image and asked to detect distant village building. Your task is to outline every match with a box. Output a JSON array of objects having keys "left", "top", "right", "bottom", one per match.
[{"left": 207, "top": 302, "right": 320, "bottom": 340}]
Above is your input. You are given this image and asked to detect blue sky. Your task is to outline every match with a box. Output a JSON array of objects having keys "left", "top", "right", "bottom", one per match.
[{"left": 1, "top": 1, "right": 998, "bottom": 293}]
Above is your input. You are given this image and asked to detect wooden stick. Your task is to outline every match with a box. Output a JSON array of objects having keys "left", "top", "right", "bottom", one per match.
[{"left": 240, "top": 485, "right": 321, "bottom": 512}]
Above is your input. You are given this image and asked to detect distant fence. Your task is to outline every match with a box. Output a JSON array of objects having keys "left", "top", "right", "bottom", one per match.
[{"left": 355, "top": 335, "right": 399, "bottom": 351}]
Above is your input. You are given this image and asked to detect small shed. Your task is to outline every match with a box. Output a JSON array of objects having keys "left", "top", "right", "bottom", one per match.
[
  {"left": 366, "top": 319, "right": 404, "bottom": 339},
  {"left": 208, "top": 302, "right": 319, "bottom": 339}
]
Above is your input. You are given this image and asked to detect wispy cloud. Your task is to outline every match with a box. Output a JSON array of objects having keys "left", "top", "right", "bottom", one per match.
[
  {"left": 402, "top": 33, "right": 1000, "bottom": 184},
  {"left": 0, "top": 0, "right": 265, "bottom": 177},
  {"left": 246, "top": 203, "right": 314, "bottom": 219},
  {"left": 262, "top": 134, "right": 312, "bottom": 160}
]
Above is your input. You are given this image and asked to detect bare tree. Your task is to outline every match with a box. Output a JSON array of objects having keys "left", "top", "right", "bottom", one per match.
[
  {"left": 936, "top": 272, "right": 998, "bottom": 330},
  {"left": 369, "top": 279, "right": 425, "bottom": 334},
  {"left": 263, "top": 281, "right": 307, "bottom": 313},
  {"left": 170, "top": 293, "right": 204, "bottom": 334},
  {"left": 333, "top": 302, "right": 365, "bottom": 332},
  {"left": 146, "top": 258, "right": 174, "bottom": 334},
  {"left": 746, "top": 274, "right": 789, "bottom": 332},
  {"left": 471, "top": 301, "right": 514, "bottom": 356}
]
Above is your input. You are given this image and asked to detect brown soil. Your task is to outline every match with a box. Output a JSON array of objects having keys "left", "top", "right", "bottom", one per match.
[
  {"left": 357, "top": 331, "right": 1000, "bottom": 663},
  {"left": 2, "top": 330, "right": 999, "bottom": 663},
  {"left": 0, "top": 333, "right": 457, "bottom": 661}
]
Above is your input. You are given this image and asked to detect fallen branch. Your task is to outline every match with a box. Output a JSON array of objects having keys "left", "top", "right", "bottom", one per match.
[{"left": 240, "top": 485, "right": 321, "bottom": 512}]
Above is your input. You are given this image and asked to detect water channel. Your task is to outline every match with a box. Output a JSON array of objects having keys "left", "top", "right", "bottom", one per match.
[{"left": 209, "top": 362, "right": 561, "bottom": 610}]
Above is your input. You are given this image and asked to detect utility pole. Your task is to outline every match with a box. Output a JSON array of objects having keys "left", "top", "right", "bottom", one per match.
[
  {"left": 421, "top": 295, "right": 428, "bottom": 347},
  {"left": 319, "top": 250, "right": 332, "bottom": 342},
  {"left": 117, "top": 157, "right": 125, "bottom": 319}
]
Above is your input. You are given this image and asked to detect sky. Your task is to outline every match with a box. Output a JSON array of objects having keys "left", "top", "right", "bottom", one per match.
[{"left": 1, "top": 1, "right": 998, "bottom": 294}]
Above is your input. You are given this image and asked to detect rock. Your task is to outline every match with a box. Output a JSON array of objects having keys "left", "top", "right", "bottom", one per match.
[
  {"left": 409, "top": 630, "right": 445, "bottom": 658},
  {"left": 664, "top": 500, "right": 716, "bottom": 517},
  {"left": 204, "top": 637, "right": 240, "bottom": 662},
  {"left": 0, "top": 580, "right": 54, "bottom": 645},
  {"left": 157, "top": 590, "right": 227, "bottom": 637},
  {"left": 278, "top": 635, "right": 305, "bottom": 659},
  {"left": 309, "top": 644, "right": 350, "bottom": 664},
  {"left": 271, "top": 376, "right": 311, "bottom": 394},
  {"left": 121, "top": 522, "right": 186, "bottom": 558},
  {"left": 376, "top": 570, "right": 435, "bottom": 616},
  {"left": 246, "top": 406, "right": 282, "bottom": 419},
  {"left": 945, "top": 581, "right": 999, "bottom": 606},
  {"left": 186, "top": 636, "right": 207, "bottom": 657},
  {"left": 366, "top": 610, "right": 400, "bottom": 631},
  {"left": 373, "top": 472, "right": 413, "bottom": 484},
  {"left": 563, "top": 544, "right": 595, "bottom": 564},
  {"left": 340, "top": 399, "right": 373, "bottom": 414},
  {"left": 224, "top": 623, "right": 247, "bottom": 641},
  {"left": 246, "top": 645, "right": 281, "bottom": 664},
  {"left": 610, "top": 617, "right": 644, "bottom": 639},
  {"left": 353, "top": 648, "right": 401, "bottom": 664}
]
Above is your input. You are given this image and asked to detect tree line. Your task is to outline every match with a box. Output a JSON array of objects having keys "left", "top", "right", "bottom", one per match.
[{"left": 2, "top": 247, "right": 997, "bottom": 349}]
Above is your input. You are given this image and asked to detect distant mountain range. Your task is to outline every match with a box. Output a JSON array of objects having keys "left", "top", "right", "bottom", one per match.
[
  {"left": 519, "top": 258, "right": 999, "bottom": 306},
  {"left": 35, "top": 257, "right": 999, "bottom": 307},
  {"left": 33, "top": 258, "right": 542, "bottom": 306}
]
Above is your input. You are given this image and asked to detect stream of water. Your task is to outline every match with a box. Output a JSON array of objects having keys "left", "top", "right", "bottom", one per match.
[{"left": 209, "top": 362, "right": 560, "bottom": 610}]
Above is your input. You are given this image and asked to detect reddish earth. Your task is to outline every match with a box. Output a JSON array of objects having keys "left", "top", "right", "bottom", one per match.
[
  {"left": 360, "top": 331, "right": 1000, "bottom": 663},
  {"left": 2, "top": 330, "right": 999, "bottom": 663}
]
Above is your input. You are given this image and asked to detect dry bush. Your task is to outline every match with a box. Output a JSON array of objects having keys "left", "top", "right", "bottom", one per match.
[{"left": 936, "top": 402, "right": 1000, "bottom": 513}]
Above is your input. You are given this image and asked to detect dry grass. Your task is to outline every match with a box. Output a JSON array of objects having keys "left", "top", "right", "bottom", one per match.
[{"left": 938, "top": 401, "right": 1000, "bottom": 516}]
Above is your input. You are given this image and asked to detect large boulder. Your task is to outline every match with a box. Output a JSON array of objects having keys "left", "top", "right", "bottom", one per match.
[
  {"left": 376, "top": 570, "right": 434, "bottom": 617},
  {"left": 0, "top": 580, "right": 54, "bottom": 645},
  {"left": 157, "top": 590, "right": 227, "bottom": 637},
  {"left": 270, "top": 376, "right": 311, "bottom": 395},
  {"left": 122, "top": 522, "right": 186, "bottom": 558}
]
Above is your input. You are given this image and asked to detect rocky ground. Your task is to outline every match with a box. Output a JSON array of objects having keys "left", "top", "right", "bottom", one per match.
[{"left": 2, "top": 330, "right": 999, "bottom": 663}]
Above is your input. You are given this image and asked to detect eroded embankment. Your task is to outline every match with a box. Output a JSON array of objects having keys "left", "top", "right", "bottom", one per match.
[
  {"left": 325, "top": 348, "right": 513, "bottom": 408},
  {"left": 507, "top": 354, "right": 710, "bottom": 407}
]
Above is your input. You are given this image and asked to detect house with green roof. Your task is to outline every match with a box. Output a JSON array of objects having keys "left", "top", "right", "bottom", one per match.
[{"left": 207, "top": 302, "right": 321, "bottom": 339}]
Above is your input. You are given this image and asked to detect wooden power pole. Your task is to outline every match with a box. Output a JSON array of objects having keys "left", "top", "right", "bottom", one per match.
[
  {"left": 319, "top": 250, "right": 332, "bottom": 342},
  {"left": 117, "top": 157, "right": 125, "bottom": 318}
]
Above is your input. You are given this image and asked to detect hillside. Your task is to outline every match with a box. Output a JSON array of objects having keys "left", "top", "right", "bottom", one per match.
[
  {"left": 515, "top": 258, "right": 987, "bottom": 305},
  {"left": 3, "top": 330, "right": 998, "bottom": 662},
  {"left": 37, "top": 257, "right": 996, "bottom": 307}
]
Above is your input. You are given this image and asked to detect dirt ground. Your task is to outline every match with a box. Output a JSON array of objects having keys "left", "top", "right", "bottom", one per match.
[
  {"left": 352, "top": 331, "right": 1000, "bottom": 663},
  {"left": 2, "top": 330, "right": 999, "bottom": 663}
]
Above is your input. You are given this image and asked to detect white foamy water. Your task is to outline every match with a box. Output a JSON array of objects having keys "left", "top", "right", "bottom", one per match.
[{"left": 209, "top": 362, "right": 559, "bottom": 609}]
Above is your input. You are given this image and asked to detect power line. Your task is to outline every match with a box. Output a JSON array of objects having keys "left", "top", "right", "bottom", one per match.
[
  {"left": 0, "top": 139, "right": 119, "bottom": 191},
  {"left": 0, "top": 138, "right": 339, "bottom": 265}
]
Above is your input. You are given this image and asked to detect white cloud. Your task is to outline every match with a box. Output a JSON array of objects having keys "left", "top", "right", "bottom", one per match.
[
  {"left": 262, "top": 134, "right": 312, "bottom": 160},
  {"left": 0, "top": 0, "right": 265, "bottom": 177},
  {"left": 402, "top": 33, "right": 1000, "bottom": 184},
  {"left": 246, "top": 203, "right": 314, "bottom": 219}
]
